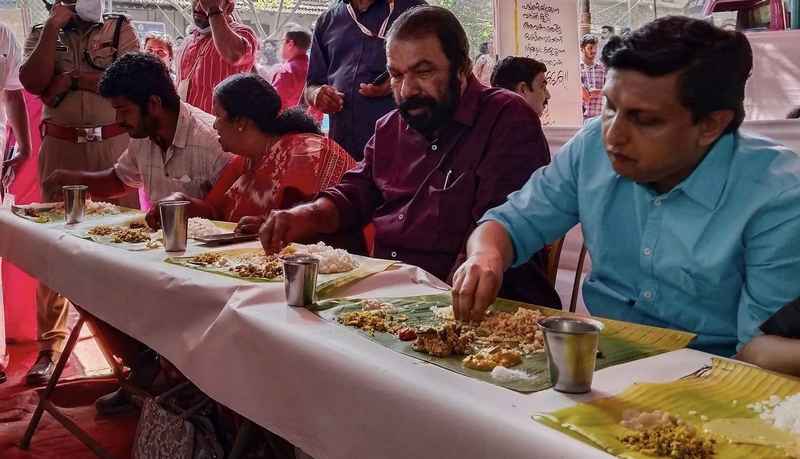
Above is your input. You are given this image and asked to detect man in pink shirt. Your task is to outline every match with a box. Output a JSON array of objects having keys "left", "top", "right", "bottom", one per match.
[
  {"left": 177, "top": 0, "right": 258, "bottom": 113},
  {"left": 272, "top": 29, "right": 311, "bottom": 111}
]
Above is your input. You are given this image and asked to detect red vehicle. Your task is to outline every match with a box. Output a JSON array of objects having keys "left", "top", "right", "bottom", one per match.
[{"left": 691, "top": 0, "right": 790, "bottom": 30}]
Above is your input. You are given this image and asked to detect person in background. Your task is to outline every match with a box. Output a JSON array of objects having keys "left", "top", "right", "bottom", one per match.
[
  {"left": 177, "top": 0, "right": 258, "bottom": 113},
  {"left": 490, "top": 56, "right": 550, "bottom": 117},
  {"left": 472, "top": 40, "right": 496, "bottom": 86},
  {"left": 452, "top": 16, "right": 800, "bottom": 362},
  {"left": 272, "top": 28, "right": 312, "bottom": 111},
  {"left": 305, "top": 0, "right": 426, "bottom": 160},
  {"left": 599, "top": 25, "right": 615, "bottom": 51},
  {"left": 141, "top": 31, "right": 177, "bottom": 211},
  {"left": 254, "top": 39, "right": 280, "bottom": 82},
  {"left": 19, "top": 0, "right": 140, "bottom": 386},
  {"left": 260, "top": 6, "right": 561, "bottom": 308},
  {"left": 143, "top": 32, "right": 175, "bottom": 73},
  {"left": 580, "top": 33, "right": 605, "bottom": 121},
  {"left": 0, "top": 22, "right": 32, "bottom": 385},
  {"left": 149, "top": 74, "right": 354, "bottom": 233}
]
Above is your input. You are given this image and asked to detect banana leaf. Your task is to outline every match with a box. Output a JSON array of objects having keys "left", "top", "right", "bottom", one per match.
[
  {"left": 534, "top": 358, "right": 800, "bottom": 458},
  {"left": 166, "top": 248, "right": 397, "bottom": 298},
  {"left": 68, "top": 217, "right": 236, "bottom": 252},
  {"left": 315, "top": 293, "right": 695, "bottom": 393}
]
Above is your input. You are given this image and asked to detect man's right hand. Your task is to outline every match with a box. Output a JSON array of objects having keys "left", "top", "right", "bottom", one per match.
[
  {"left": 258, "top": 207, "right": 319, "bottom": 254},
  {"left": 46, "top": 1, "right": 75, "bottom": 30},
  {"left": 311, "top": 85, "right": 344, "bottom": 114},
  {"left": 451, "top": 251, "right": 505, "bottom": 323}
]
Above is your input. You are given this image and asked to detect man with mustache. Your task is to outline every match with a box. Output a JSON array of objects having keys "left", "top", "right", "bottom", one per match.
[
  {"left": 260, "top": 6, "right": 560, "bottom": 308},
  {"left": 176, "top": 0, "right": 257, "bottom": 113},
  {"left": 19, "top": 0, "right": 140, "bottom": 385},
  {"left": 491, "top": 56, "right": 551, "bottom": 118},
  {"left": 45, "top": 53, "right": 231, "bottom": 230},
  {"left": 44, "top": 52, "right": 230, "bottom": 413},
  {"left": 452, "top": 17, "right": 800, "bottom": 366}
]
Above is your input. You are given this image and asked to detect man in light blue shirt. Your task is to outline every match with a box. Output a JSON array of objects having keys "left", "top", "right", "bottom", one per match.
[{"left": 451, "top": 16, "right": 800, "bottom": 358}]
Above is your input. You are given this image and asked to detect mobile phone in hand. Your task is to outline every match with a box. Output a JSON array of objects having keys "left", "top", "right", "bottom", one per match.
[{"left": 370, "top": 71, "right": 390, "bottom": 86}]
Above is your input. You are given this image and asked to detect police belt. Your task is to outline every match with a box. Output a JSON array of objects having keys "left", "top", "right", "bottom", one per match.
[{"left": 41, "top": 121, "right": 127, "bottom": 144}]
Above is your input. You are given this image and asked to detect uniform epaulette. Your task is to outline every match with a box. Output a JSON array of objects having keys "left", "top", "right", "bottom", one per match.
[{"left": 103, "top": 13, "right": 130, "bottom": 22}]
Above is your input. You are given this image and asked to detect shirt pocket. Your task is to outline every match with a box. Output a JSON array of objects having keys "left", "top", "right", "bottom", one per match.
[
  {"left": 362, "top": 37, "right": 388, "bottom": 77},
  {"left": 85, "top": 40, "right": 117, "bottom": 70},
  {"left": 167, "top": 175, "right": 208, "bottom": 199},
  {"left": 428, "top": 171, "right": 476, "bottom": 252},
  {"left": 55, "top": 46, "right": 74, "bottom": 73}
]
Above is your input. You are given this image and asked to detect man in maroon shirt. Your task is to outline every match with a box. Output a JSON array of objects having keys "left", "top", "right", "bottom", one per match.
[
  {"left": 260, "top": 6, "right": 560, "bottom": 307},
  {"left": 272, "top": 29, "right": 311, "bottom": 110}
]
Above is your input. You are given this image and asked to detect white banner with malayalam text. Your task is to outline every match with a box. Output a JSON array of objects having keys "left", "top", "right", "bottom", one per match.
[{"left": 494, "top": 0, "right": 582, "bottom": 126}]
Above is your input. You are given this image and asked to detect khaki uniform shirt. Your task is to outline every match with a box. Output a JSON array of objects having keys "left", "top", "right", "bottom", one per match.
[
  {"left": 24, "top": 16, "right": 140, "bottom": 204},
  {"left": 25, "top": 16, "right": 139, "bottom": 127}
]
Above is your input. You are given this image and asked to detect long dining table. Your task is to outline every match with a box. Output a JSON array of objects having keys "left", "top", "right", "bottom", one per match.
[{"left": 0, "top": 208, "right": 716, "bottom": 458}]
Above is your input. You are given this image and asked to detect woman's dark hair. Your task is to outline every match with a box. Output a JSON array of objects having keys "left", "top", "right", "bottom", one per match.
[
  {"left": 386, "top": 6, "right": 471, "bottom": 74},
  {"left": 491, "top": 56, "right": 547, "bottom": 91},
  {"left": 602, "top": 15, "right": 752, "bottom": 134},
  {"left": 99, "top": 52, "right": 179, "bottom": 113},
  {"left": 213, "top": 73, "right": 320, "bottom": 135}
]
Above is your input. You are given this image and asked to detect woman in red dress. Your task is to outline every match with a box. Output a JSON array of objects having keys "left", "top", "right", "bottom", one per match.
[{"left": 148, "top": 74, "right": 355, "bottom": 232}]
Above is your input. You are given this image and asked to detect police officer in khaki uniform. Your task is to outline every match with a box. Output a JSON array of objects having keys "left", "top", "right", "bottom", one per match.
[{"left": 19, "top": 0, "right": 139, "bottom": 385}]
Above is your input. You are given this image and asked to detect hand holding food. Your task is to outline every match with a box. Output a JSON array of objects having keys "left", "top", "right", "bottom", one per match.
[
  {"left": 259, "top": 207, "right": 319, "bottom": 255},
  {"left": 451, "top": 251, "right": 505, "bottom": 323}
]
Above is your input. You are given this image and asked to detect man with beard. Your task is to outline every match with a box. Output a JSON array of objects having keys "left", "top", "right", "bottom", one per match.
[
  {"left": 19, "top": 0, "right": 139, "bottom": 385},
  {"left": 45, "top": 53, "right": 231, "bottom": 227},
  {"left": 260, "top": 6, "right": 560, "bottom": 308},
  {"left": 44, "top": 52, "right": 230, "bottom": 413},
  {"left": 176, "top": 0, "right": 258, "bottom": 113}
]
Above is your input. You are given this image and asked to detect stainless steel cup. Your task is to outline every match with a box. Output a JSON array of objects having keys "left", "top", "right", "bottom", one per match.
[
  {"left": 538, "top": 317, "right": 604, "bottom": 393},
  {"left": 159, "top": 200, "right": 190, "bottom": 252},
  {"left": 281, "top": 254, "right": 319, "bottom": 307},
  {"left": 62, "top": 185, "right": 88, "bottom": 224}
]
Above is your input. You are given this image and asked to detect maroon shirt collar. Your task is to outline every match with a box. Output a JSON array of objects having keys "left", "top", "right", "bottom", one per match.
[{"left": 452, "top": 74, "right": 486, "bottom": 128}]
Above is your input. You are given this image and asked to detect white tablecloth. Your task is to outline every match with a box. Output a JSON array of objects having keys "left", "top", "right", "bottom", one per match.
[{"left": 0, "top": 210, "right": 715, "bottom": 459}]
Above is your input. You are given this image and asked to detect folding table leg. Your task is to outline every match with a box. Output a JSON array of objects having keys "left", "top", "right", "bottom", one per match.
[{"left": 20, "top": 315, "right": 86, "bottom": 449}]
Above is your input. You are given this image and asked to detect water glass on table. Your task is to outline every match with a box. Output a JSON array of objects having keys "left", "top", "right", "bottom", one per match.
[
  {"left": 538, "top": 317, "right": 604, "bottom": 393},
  {"left": 159, "top": 201, "right": 190, "bottom": 252},
  {"left": 281, "top": 254, "right": 319, "bottom": 308},
  {"left": 63, "top": 185, "right": 88, "bottom": 224}
]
